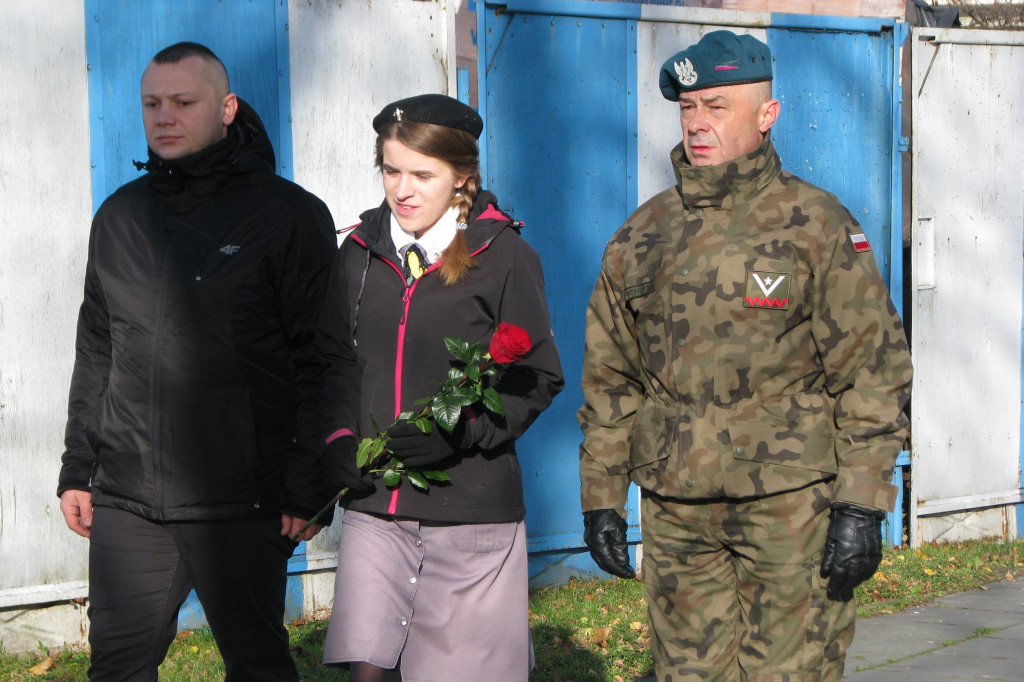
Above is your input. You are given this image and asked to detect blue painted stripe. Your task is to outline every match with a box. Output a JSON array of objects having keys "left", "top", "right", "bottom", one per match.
[
  {"left": 625, "top": 18, "right": 639, "bottom": 217},
  {"left": 275, "top": 0, "right": 294, "bottom": 181},
  {"left": 476, "top": 5, "right": 488, "bottom": 180},
  {"left": 484, "top": 0, "right": 641, "bottom": 20},
  {"left": 528, "top": 528, "right": 642, "bottom": 554},
  {"left": 889, "top": 22, "right": 908, "bottom": 318}
]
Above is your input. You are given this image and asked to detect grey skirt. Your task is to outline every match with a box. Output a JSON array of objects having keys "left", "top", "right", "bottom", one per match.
[{"left": 323, "top": 510, "right": 533, "bottom": 682}]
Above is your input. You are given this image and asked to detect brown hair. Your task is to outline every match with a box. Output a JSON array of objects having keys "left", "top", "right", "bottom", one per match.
[{"left": 375, "top": 121, "right": 481, "bottom": 286}]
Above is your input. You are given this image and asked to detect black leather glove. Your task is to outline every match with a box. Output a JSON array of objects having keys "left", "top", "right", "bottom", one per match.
[
  {"left": 385, "top": 419, "right": 470, "bottom": 468},
  {"left": 321, "top": 437, "right": 373, "bottom": 493},
  {"left": 583, "top": 509, "right": 635, "bottom": 579},
  {"left": 820, "top": 502, "right": 886, "bottom": 602}
]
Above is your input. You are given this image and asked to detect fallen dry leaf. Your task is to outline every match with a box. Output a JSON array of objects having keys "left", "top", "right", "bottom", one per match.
[
  {"left": 28, "top": 656, "right": 55, "bottom": 676},
  {"left": 591, "top": 626, "right": 613, "bottom": 647}
]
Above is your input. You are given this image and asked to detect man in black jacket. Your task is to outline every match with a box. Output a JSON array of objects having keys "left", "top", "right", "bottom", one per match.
[{"left": 57, "top": 42, "right": 337, "bottom": 681}]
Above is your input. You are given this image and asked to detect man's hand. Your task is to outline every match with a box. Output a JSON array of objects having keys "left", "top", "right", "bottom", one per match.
[
  {"left": 385, "top": 419, "right": 468, "bottom": 468},
  {"left": 60, "top": 489, "right": 94, "bottom": 538},
  {"left": 583, "top": 509, "right": 635, "bottom": 579},
  {"left": 820, "top": 503, "right": 886, "bottom": 601},
  {"left": 322, "top": 437, "right": 373, "bottom": 492},
  {"left": 282, "top": 514, "right": 323, "bottom": 543}
]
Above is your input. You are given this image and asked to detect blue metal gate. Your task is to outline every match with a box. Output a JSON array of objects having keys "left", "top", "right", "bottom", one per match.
[{"left": 477, "top": 1, "right": 908, "bottom": 584}]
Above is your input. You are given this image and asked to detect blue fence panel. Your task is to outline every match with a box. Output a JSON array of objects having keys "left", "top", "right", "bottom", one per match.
[{"left": 480, "top": 3, "right": 643, "bottom": 584}]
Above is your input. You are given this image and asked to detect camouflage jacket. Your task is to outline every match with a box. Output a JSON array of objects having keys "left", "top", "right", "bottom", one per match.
[{"left": 578, "top": 137, "right": 912, "bottom": 515}]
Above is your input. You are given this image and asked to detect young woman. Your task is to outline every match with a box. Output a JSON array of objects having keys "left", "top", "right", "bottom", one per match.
[{"left": 316, "top": 94, "right": 564, "bottom": 681}]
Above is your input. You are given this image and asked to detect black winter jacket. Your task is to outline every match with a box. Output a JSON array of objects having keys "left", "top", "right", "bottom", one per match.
[
  {"left": 317, "top": 192, "right": 564, "bottom": 523},
  {"left": 58, "top": 100, "right": 338, "bottom": 522}
]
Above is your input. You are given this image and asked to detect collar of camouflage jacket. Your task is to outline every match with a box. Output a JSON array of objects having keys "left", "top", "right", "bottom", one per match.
[{"left": 671, "top": 135, "right": 781, "bottom": 210}]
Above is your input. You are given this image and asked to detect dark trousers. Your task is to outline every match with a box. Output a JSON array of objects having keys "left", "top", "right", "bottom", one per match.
[{"left": 87, "top": 507, "right": 299, "bottom": 682}]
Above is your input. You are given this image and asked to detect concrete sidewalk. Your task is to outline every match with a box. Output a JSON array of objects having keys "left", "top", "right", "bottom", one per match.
[{"left": 845, "top": 578, "right": 1024, "bottom": 680}]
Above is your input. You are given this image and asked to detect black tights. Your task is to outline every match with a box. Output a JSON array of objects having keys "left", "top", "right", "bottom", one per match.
[{"left": 349, "top": 662, "right": 402, "bottom": 682}]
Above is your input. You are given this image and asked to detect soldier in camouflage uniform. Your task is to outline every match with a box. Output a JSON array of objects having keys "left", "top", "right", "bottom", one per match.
[{"left": 577, "top": 30, "right": 912, "bottom": 681}]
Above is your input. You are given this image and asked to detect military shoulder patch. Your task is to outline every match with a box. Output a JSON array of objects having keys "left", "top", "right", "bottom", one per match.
[
  {"left": 625, "top": 280, "right": 655, "bottom": 300},
  {"left": 744, "top": 270, "right": 791, "bottom": 310},
  {"left": 850, "top": 232, "right": 871, "bottom": 252}
]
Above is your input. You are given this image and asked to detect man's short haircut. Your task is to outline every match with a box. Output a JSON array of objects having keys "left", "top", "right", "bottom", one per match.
[{"left": 150, "top": 41, "right": 230, "bottom": 93}]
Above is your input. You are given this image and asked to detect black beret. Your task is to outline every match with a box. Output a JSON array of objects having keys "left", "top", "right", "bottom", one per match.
[
  {"left": 372, "top": 94, "right": 483, "bottom": 139},
  {"left": 659, "top": 30, "right": 772, "bottom": 100}
]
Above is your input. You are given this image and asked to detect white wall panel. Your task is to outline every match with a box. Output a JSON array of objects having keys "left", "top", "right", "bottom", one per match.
[
  {"left": 0, "top": 0, "right": 92, "bottom": 620},
  {"left": 911, "top": 28, "right": 1024, "bottom": 542}
]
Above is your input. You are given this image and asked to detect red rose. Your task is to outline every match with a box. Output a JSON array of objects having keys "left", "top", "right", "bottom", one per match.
[{"left": 488, "top": 323, "right": 532, "bottom": 364}]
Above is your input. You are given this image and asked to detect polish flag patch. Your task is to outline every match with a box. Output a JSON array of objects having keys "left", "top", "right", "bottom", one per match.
[{"left": 850, "top": 232, "right": 871, "bottom": 252}]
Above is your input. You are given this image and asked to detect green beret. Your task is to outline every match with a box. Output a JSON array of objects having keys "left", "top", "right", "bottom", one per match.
[
  {"left": 372, "top": 94, "right": 483, "bottom": 139},
  {"left": 659, "top": 30, "right": 772, "bottom": 100}
]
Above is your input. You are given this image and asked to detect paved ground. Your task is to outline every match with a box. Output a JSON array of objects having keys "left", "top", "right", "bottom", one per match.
[
  {"left": 844, "top": 578, "right": 1024, "bottom": 680},
  {"left": 634, "top": 579, "right": 1024, "bottom": 681}
]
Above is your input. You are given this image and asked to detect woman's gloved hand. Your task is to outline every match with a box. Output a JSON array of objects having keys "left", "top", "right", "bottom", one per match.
[{"left": 385, "top": 419, "right": 471, "bottom": 468}]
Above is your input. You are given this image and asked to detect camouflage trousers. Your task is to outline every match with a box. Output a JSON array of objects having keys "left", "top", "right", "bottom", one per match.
[{"left": 640, "top": 482, "right": 856, "bottom": 682}]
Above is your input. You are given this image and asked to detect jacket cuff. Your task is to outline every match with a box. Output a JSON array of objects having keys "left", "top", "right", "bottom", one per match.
[
  {"left": 580, "top": 475, "right": 631, "bottom": 515},
  {"left": 56, "top": 467, "right": 92, "bottom": 499},
  {"left": 831, "top": 466, "right": 897, "bottom": 512}
]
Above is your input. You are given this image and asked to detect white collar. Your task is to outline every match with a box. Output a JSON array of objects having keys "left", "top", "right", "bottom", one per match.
[{"left": 390, "top": 207, "right": 460, "bottom": 265}]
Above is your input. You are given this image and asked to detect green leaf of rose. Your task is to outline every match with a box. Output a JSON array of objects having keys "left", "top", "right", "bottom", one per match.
[
  {"left": 449, "top": 385, "right": 478, "bottom": 407},
  {"left": 407, "top": 471, "right": 429, "bottom": 490},
  {"left": 383, "top": 469, "right": 402, "bottom": 487},
  {"left": 432, "top": 393, "right": 463, "bottom": 431},
  {"left": 357, "top": 435, "right": 386, "bottom": 468},
  {"left": 482, "top": 387, "right": 504, "bottom": 415},
  {"left": 444, "top": 336, "right": 472, "bottom": 363},
  {"left": 422, "top": 470, "right": 453, "bottom": 482}
]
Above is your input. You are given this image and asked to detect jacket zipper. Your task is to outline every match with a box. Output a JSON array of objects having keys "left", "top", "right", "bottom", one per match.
[{"left": 150, "top": 230, "right": 176, "bottom": 520}]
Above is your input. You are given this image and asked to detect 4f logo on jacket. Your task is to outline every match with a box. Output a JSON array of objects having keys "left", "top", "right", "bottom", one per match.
[
  {"left": 744, "top": 270, "right": 791, "bottom": 310},
  {"left": 219, "top": 244, "right": 241, "bottom": 255}
]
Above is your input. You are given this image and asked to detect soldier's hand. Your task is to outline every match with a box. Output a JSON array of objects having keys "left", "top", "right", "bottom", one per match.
[
  {"left": 583, "top": 509, "right": 635, "bottom": 579},
  {"left": 820, "top": 503, "right": 886, "bottom": 601}
]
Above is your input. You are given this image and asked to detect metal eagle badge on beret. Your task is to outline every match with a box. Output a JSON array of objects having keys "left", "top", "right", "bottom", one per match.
[
  {"left": 743, "top": 270, "right": 791, "bottom": 310},
  {"left": 674, "top": 58, "right": 698, "bottom": 88}
]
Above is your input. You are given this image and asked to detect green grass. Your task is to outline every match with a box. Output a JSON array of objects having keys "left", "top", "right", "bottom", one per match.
[{"left": 3, "top": 539, "right": 1022, "bottom": 682}]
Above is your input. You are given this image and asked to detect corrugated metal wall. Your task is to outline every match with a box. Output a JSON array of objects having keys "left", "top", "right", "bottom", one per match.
[{"left": 478, "top": 0, "right": 906, "bottom": 584}]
